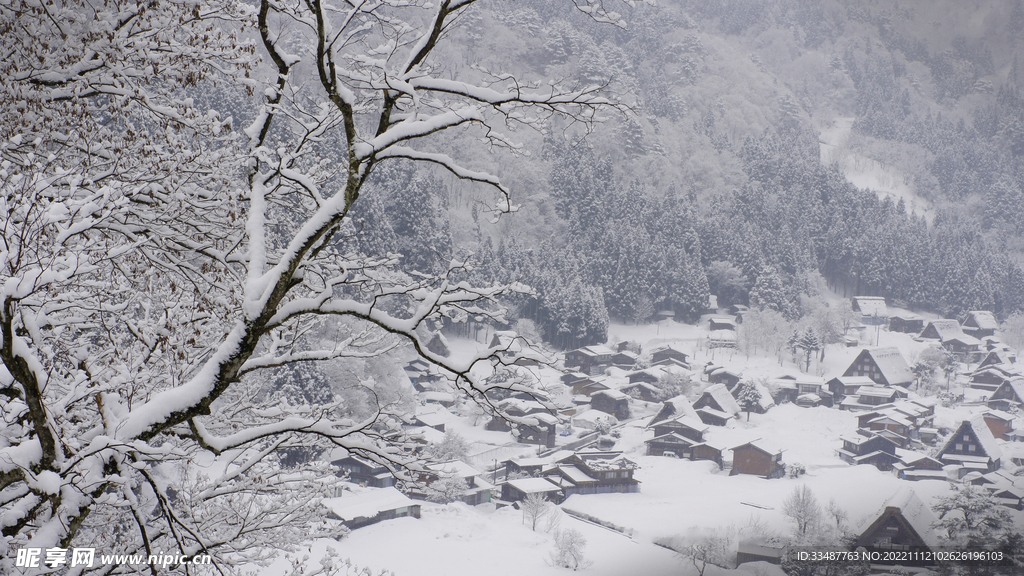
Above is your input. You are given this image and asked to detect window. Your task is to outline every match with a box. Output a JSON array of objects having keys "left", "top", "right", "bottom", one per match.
[
  {"left": 956, "top": 443, "right": 963, "bottom": 450},
  {"left": 964, "top": 435, "right": 970, "bottom": 441},
  {"left": 968, "top": 444, "right": 976, "bottom": 452}
]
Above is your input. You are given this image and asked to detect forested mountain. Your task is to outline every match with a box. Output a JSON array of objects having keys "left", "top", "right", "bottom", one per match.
[{"left": 341, "top": 0, "right": 1024, "bottom": 348}]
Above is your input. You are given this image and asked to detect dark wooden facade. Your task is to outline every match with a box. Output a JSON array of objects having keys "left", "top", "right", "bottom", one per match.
[{"left": 730, "top": 442, "right": 784, "bottom": 478}]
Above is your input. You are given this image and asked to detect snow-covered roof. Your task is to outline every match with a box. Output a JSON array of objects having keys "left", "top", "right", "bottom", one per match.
[
  {"left": 869, "top": 414, "right": 913, "bottom": 428},
  {"left": 852, "top": 347, "right": 914, "bottom": 386},
  {"left": 581, "top": 345, "right": 616, "bottom": 356},
  {"left": 324, "top": 487, "right": 416, "bottom": 522},
  {"left": 427, "top": 460, "right": 481, "bottom": 479},
  {"left": 646, "top": 396, "right": 699, "bottom": 428},
  {"left": 983, "top": 410, "right": 1015, "bottom": 422},
  {"left": 939, "top": 419, "right": 1003, "bottom": 463},
  {"left": 646, "top": 432, "right": 697, "bottom": 446},
  {"left": 829, "top": 376, "right": 875, "bottom": 387},
  {"left": 965, "top": 311, "right": 999, "bottom": 331},
  {"left": 505, "top": 477, "right": 561, "bottom": 494},
  {"left": 573, "top": 409, "right": 615, "bottom": 426},
  {"left": 856, "top": 487, "right": 938, "bottom": 548},
  {"left": 415, "top": 412, "right": 447, "bottom": 427},
  {"left": 732, "top": 439, "right": 782, "bottom": 455},
  {"left": 555, "top": 465, "right": 597, "bottom": 485},
  {"left": 857, "top": 386, "right": 899, "bottom": 398},
  {"left": 701, "top": 383, "right": 741, "bottom": 415},
  {"left": 594, "top": 388, "right": 628, "bottom": 401},
  {"left": 852, "top": 296, "right": 887, "bottom": 317},
  {"left": 922, "top": 319, "right": 965, "bottom": 341},
  {"left": 945, "top": 334, "right": 982, "bottom": 347}
]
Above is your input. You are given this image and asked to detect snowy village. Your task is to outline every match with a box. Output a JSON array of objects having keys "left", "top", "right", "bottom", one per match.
[{"left": 298, "top": 298, "right": 1024, "bottom": 576}]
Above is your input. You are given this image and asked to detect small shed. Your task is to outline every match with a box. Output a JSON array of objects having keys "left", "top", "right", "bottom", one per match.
[
  {"left": 323, "top": 487, "right": 421, "bottom": 530},
  {"left": 730, "top": 440, "right": 784, "bottom": 479}
]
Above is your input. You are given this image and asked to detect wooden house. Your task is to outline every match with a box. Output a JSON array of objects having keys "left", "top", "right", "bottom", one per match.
[
  {"left": 650, "top": 344, "right": 690, "bottom": 368},
  {"left": 842, "top": 347, "right": 914, "bottom": 387},
  {"left": 591, "top": 389, "right": 630, "bottom": 420},
  {"left": 888, "top": 313, "right": 925, "bottom": 334},
  {"left": 892, "top": 452, "right": 947, "bottom": 481},
  {"left": 621, "top": 381, "right": 662, "bottom": 402},
  {"left": 646, "top": 396, "right": 699, "bottom": 428},
  {"left": 936, "top": 418, "right": 1003, "bottom": 474},
  {"left": 838, "top": 432, "right": 900, "bottom": 470},
  {"left": 861, "top": 412, "right": 913, "bottom": 447},
  {"left": 414, "top": 461, "right": 494, "bottom": 505},
  {"left": 323, "top": 487, "right": 421, "bottom": 530},
  {"left": 563, "top": 345, "right": 615, "bottom": 375},
  {"left": 627, "top": 367, "right": 663, "bottom": 385},
  {"left": 500, "top": 477, "right": 563, "bottom": 503},
  {"left": 645, "top": 431, "right": 698, "bottom": 458},
  {"left": 707, "top": 368, "right": 742, "bottom": 388},
  {"left": 708, "top": 316, "right": 737, "bottom": 331},
  {"left": 979, "top": 350, "right": 1016, "bottom": 369},
  {"left": 839, "top": 386, "right": 901, "bottom": 411},
  {"left": 982, "top": 410, "right": 1015, "bottom": 441},
  {"left": 651, "top": 415, "right": 708, "bottom": 443},
  {"left": 962, "top": 310, "right": 999, "bottom": 338},
  {"left": 517, "top": 412, "right": 558, "bottom": 448},
  {"left": 331, "top": 454, "right": 395, "bottom": 488},
  {"left": 548, "top": 451, "right": 641, "bottom": 496},
  {"left": 943, "top": 334, "right": 984, "bottom": 363},
  {"left": 979, "top": 351, "right": 1016, "bottom": 370},
  {"left": 826, "top": 376, "right": 874, "bottom": 402},
  {"left": 693, "top": 383, "right": 741, "bottom": 426},
  {"left": 854, "top": 488, "right": 938, "bottom": 560},
  {"left": 970, "top": 365, "right": 1019, "bottom": 391},
  {"left": 918, "top": 319, "right": 965, "bottom": 342},
  {"left": 852, "top": 296, "right": 888, "bottom": 322},
  {"left": 403, "top": 359, "right": 445, "bottom": 392},
  {"left": 730, "top": 441, "right": 785, "bottom": 479},
  {"left": 610, "top": 350, "right": 639, "bottom": 369},
  {"left": 987, "top": 379, "right": 1024, "bottom": 411}
]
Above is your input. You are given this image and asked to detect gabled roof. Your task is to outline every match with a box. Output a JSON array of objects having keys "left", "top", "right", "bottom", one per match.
[
  {"left": 646, "top": 432, "right": 698, "bottom": 446},
  {"left": 699, "top": 383, "right": 741, "bottom": 415},
  {"left": 651, "top": 343, "right": 690, "bottom": 357},
  {"left": 593, "top": 388, "right": 628, "bottom": 401},
  {"left": 856, "top": 487, "right": 938, "bottom": 548},
  {"left": 938, "top": 419, "right": 1003, "bottom": 463},
  {"left": 964, "top": 311, "right": 999, "bottom": 331},
  {"left": 732, "top": 439, "right": 782, "bottom": 455},
  {"left": 852, "top": 296, "right": 888, "bottom": 317},
  {"left": 846, "top": 347, "right": 914, "bottom": 386},
  {"left": 921, "top": 319, "right": 965, "bottom": 341},
  {"left": 647, "top": 396, "right": 699, "bottom": 428}
]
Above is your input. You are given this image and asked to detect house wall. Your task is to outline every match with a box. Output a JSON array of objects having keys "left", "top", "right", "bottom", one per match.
[{"left": 732, "top": 447, "right": 774, "bottom": 477}]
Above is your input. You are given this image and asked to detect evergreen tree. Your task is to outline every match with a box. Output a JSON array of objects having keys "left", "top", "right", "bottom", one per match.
[
  {"left": 796, "top": 327, "right": 822, "bottom": 372},
  {"left": 736, "top": 380, "right": 762, "bottom": 421}
]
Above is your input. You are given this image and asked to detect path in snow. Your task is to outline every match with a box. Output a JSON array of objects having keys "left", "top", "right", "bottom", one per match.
[{"left": 818, "top": 116, "right": 934, "bottom": 222}]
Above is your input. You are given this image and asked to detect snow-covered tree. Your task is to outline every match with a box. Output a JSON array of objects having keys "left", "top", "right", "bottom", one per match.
[
  {"left": 933, "top": 483, "right": 1014, "bottom": 547},
  {"left": 430, "top": 430, "right": 471, "bottom": 463},
  {"left": 783, "top": 485, "right": 822, "bottom": 539},
  {"left": 550, "top": 528, "right": 591, "bottom": 570},
  {"left": 736, "top": 380, "right": 762, "bottom": 421},
  {"left": 521, "top": 491, "right": 551, "bottom": 531},
  {"left": 425, "top": 475, "right": 469, "bottom": 504},
  {"left": 0, "top": 0, "right": 649, "bottom": 569},
  {"left": 796, "top": 327, "right": 822, "bottom": 372}
]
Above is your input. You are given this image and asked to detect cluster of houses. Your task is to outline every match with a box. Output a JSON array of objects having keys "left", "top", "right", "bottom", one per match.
[{"left": 322, "top": 296, "right": 1024, "bottom": 551}]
